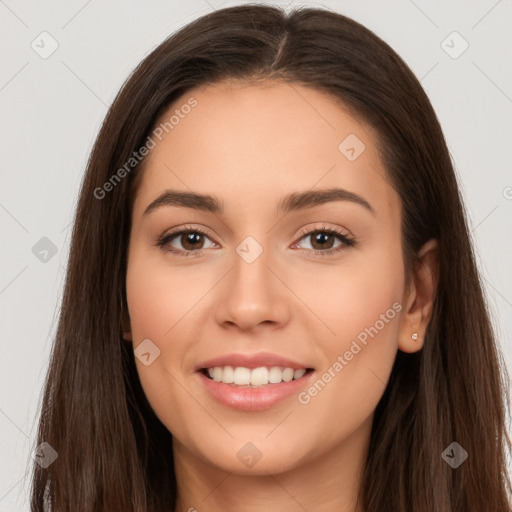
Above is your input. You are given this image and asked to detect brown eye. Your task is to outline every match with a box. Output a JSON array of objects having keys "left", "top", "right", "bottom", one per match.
[
  {"left": 308, "top": 231, "right": 337, "bottom": 250},
  {"left": 295, "top": 227, "right": 354, "bottom": 255},
  {"left": 156, "top": 227, "right": 215, "bottom": 255},
  {"left": 177, "top": 232, "right": 206, "bottom": 251}
]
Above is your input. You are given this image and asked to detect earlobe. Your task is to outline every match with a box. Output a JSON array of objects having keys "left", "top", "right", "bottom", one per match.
[
  {"left": 398, "top": 238, "right": 439, "bottom": 354},
  {"left": 399, "top": 331, "right": 422, "bottom": 354}
]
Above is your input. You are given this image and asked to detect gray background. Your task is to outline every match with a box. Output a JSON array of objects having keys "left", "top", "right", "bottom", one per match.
[{"left": 1, "top": 0, "right": 511, "bottom": 509}]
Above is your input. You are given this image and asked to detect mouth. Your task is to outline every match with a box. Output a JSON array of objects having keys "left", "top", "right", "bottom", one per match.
[
  {"left": 196, "top": 364, "right": 316, "bottom": 411},
  {"left": 199, "top": 366, "right": 315, "bottom": 387}
]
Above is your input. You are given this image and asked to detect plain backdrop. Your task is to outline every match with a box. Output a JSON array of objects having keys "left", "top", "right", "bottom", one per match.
[{"left": 1, "top": 0, "right": 511, "bottom": 509}]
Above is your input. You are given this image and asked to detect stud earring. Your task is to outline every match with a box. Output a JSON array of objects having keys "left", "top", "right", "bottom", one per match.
[{"left": 411, "top": 333, "right": 418, "bottom": 341}]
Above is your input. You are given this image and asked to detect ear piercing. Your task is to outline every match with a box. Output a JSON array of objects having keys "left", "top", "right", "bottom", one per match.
[{"left": 411, "top": 333, "right": 418, "bottom": 341}]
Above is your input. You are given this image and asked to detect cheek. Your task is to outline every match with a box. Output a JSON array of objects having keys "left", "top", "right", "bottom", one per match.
[
  {"left": 125, "top": 247, "right": 211, "bottom": 433},
  {"left": 294, "top": 240, "right": 404, "bottom": 345},
  {"left": 125, "top": 271, "right": 186, "bottom": 440},
  {"left": 126, "top": 277, "right": 170, "bottom": 340},
  {"left": 125, "top": 248, "right": 202, "bottom": 340},
  {"left": 296, "top": 246, "right": 404, "bottom": 430}
]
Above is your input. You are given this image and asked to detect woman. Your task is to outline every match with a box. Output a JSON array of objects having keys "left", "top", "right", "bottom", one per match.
[{"left": 30, "top": 4, "right": 512, "bottom": 511}]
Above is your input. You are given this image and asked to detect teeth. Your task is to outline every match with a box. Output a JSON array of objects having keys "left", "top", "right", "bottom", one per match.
[
  {"left": 204, "top": 366, "right": 309, "bottom": 386},
  {"left": 233, "top": 367, "right": 251, "bottom": 385},
  {"left": 269, "top": 367, "right": 282, "bottom": 383},
  {"left": 221, "top": 366, "right": 234, "bottom": 384},
  {"left": 250, "top": 367, "right": 269, "bottom": 386},
  {"left": 294, "top": 368, "right": 306, "bottom": 380},
  {"left": 282, "top": 368, "right": 294, "bottom": 382},
  {"left": 213, "top": 367, "right": 223, "bottom": 382}
]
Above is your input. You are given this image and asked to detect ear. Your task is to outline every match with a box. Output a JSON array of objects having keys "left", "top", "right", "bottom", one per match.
[
  {"left": 121, "top": 303, "right": 132, "bottom": 342},
  {"left": 398, "top": 238, "right": 439, "bottom": 354}
]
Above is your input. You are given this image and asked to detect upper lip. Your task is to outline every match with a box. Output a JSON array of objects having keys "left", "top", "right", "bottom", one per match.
[{"left": 195, "top": 352, "right": 314, "bottom": 371}]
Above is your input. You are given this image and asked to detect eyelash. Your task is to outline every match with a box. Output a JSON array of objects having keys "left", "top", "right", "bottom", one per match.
[{"left": 154, "top": 224, "right": 356, "bottom": 258}]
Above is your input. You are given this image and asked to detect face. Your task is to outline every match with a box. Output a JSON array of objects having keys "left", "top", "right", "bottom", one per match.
[{"left": 125, "top": 80, "right": 410, "bottom": 476}]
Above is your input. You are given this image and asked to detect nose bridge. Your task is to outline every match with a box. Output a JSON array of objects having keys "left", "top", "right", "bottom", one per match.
[
  {"left": 216, "top": 232, "right": 289, "bottom": 329},
  {"left": 231, "top": 233, "right": 274, "bottom": 300}
]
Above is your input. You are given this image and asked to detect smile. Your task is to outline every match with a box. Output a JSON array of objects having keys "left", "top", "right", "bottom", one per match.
[
  {"left": 196, "top": 366, "right": 315, "bottom": 411},
  {"left": 202, "top": 365, "right": 312, "bottom": 387}
]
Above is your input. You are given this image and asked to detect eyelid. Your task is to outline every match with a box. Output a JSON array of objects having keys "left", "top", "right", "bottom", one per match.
[
  {"left": 160, "top": 223, "right": 352, "bottom": 244},
  {"left": 161, "top": 224, "right": 217, "bottom": 248},
  {"left": 164, "top": 224, "right": 213, "bottom": 239},
  {"left": 294, "top": 222, "right": 354, "bottom": 240}
]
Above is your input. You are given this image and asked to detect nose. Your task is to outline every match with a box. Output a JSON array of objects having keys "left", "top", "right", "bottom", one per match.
[{"left": 214, "top": 241, "right": 291, "bottom": 332}]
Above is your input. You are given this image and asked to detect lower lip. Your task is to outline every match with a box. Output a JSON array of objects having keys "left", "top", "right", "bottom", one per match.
[{"left": 196, "top": 370, "right": 315, "bottom": 411}]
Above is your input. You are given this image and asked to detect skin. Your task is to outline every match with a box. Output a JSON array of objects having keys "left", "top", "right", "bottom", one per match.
[{"left": 124, "top": 80, "right": 438, "bottom": 512}]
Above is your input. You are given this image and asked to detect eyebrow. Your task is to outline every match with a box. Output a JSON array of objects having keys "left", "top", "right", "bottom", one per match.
[{"left": 143, "top": 187, "right": 374, "bottom": 216}]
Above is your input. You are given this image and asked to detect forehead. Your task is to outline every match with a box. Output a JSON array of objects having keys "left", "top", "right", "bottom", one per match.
[{"left": 132, "top": 80, "right": 399, "bottom": 222}]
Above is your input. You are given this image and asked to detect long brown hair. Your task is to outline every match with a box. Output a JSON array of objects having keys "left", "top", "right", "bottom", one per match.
[{"left": 30, "top": 4, "right": 512, "bottom": 511}]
